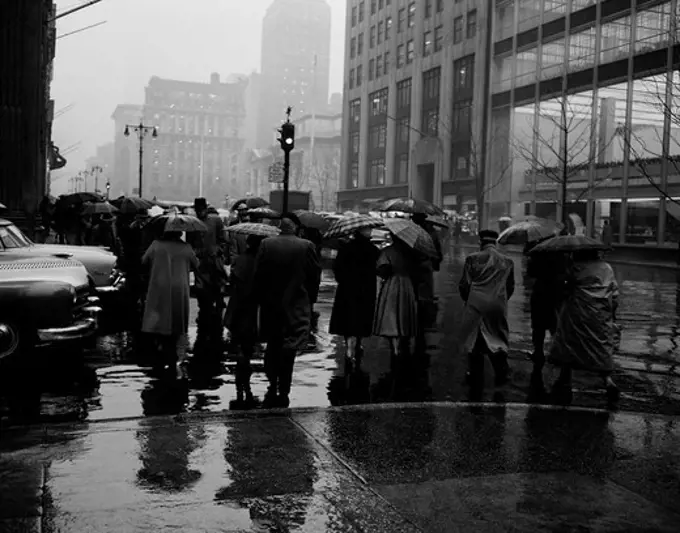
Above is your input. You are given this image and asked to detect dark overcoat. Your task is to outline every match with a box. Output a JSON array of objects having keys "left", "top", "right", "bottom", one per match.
[
  {"left": 254, "top": 234, "right": 321, "bottom": 350},
  {"left": 329, "top": 235, "right": 379, "bottom": 338},
  {"left": 224, "top": 250, "right": 258, "bottom": 343}
]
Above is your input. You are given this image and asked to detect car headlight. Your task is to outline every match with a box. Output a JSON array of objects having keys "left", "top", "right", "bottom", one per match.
[{"left": 69, "top": 285, "right": 77, "bottom": 305}]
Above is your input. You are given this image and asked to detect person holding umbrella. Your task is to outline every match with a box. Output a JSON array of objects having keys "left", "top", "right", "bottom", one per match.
[
  {"left": 533, "top": 236, "right": 620, "bottom": 407},
  {"left": 458, "top": 229, "right": 515, "bottom": 397},
  {"left": 141, "top": 216, "right": 208, "bottom": 378}
]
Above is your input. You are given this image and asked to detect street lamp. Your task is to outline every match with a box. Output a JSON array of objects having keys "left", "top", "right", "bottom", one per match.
[
  {"left": 90, "top": 165, "right": 103, "bottom": 194},
  {"left": 124, "top": 121, "right": 158, "bottom": 197}
]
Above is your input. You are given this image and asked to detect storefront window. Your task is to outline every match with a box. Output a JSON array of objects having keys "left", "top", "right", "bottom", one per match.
[
  {"left": 543, "top": 0, "right": 567, "bottom": 24},
  {"left": 626, "top": 199, "right": 660, "bottom": 244},
  {"left": 635, "top": 3, "right": 671, "bottom": 55},
  {"left": 568, "top": 26, "right": 597, "bottom": 73},
  {"left": 541, "top": 38, "right": 565, "bottom": 81},
  {"left": 600, "top": 17, "right": 631, "bottom": 64},
  {"left": 495, "top": 0, "right": 515, "bottom": 42},
  {"left": 517, "top": 0, "right": 540, "bottom": 33},
  {"left": 493, "top": 54, "right": 513, "bottom": 92},
  {"left": 515, "top": 49, "right": 538, "bottom": 87}
]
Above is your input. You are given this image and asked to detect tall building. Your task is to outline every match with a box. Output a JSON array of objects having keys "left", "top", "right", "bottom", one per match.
[
  {"left": 138, "top": 73, "right": 248, "bottom": 205},
  {"left": 340, "top": 0, "right": 680, "bottom": 249},
  {"left": 257, "top": 0, "right": 332, "bottom": 147},
  {"left": 0, "top": 0, "right": 56, "bottom": 234}
]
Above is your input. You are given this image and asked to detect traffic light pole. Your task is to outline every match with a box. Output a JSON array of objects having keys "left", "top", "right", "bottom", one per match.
[{"left": 282, "top": 148, "right": 290, "bottom": 214}]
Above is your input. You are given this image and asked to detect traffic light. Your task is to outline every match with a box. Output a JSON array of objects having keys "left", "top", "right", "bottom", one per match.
[{"left": 279, "top": 122, "right": 295, "bottom": 151}]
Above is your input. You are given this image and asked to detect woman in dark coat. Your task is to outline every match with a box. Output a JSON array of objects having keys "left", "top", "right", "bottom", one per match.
[
  {"left": 329, "top": 228, "right": 380, "bottom": 360},
  {"left": 224, "top": 234, "right": 265, "bottom": 406}
]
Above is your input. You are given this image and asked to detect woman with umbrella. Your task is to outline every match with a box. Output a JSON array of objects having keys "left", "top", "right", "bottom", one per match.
[
  {"left": 531, "top": 236, "right": 620, "bottom": 407},
  {"left": 141, "top": 214, "right": 208, "bottom": 378}
]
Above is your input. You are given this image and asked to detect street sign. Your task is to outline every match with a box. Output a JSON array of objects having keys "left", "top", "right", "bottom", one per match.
[{"left": 268, "top": 162, "right": 284, "bottom": 183}]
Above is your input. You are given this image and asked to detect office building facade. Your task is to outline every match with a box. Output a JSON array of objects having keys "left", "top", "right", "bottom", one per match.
[
  {"left": 257, "top": 0, "right": 332, "bottom": 147},
  {"left": 340, "top": 0, "right": 680, "bottom": 247}
]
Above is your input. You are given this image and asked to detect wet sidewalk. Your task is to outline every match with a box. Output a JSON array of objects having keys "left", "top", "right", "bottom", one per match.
[{"left": 2, "top": 403, "right": 679, "bottom": 532}]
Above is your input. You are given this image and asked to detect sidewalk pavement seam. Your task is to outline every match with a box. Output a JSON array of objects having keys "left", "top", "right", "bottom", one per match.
[{"left": 288, "top": 416, "right": 426, "bottom": 533}]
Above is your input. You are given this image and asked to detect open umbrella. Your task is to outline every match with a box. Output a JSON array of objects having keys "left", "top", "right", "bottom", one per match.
[
  {"left": 148, "top": 213, "right": 207, "bottom": 234},
  {"left": 497, "top": 218, "right": 562, "bottom": 245},
  {"left": 82, "top": 201, "right": 118, "bottom": 215},
  {"left": 294, "top": 210, "right": 330, "bottom": 231},
  {"left": 425, "top": 215, "right": 449, "bottom": 229},
  {"left": 529, "top": 234, "right": 611, "bottom": 254},
  {"left": 247, "top": 206, "right": 280, "bottom": 219},
  {"left": 111, "top": 196, "right": 155, "bottom": 215},
  {"left": 57, "top": 192, "right": 104, "bottom": 207},
  {"left": 232, "top": 197, "right": 269, "bottom": 211},
  {"left": 226, "top": 222, "right": 281, "bottom": 237},
  {"left": 0, "top": 202, "right": 6, "bottom": 210},
  {"left": 383, "top": 218, "right": 438, "bottom": 259},
  {"left": 324, "top": 214, "right": 384, "bottom": 239},
  {"left": 378, "top": 197, "right": 445, "bottom": 216}
]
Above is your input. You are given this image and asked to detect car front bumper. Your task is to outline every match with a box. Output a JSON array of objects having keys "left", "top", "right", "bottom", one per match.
[{"left": 36, "top": 305, "right": 102, "bottom": 344}]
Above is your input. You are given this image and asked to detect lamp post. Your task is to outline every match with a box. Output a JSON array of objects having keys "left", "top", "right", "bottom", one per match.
[
  {"left": 277, "top": 107, "right": 295, "bottom": 213},
  {"left": 105, "top": 179, "right": 111, "bottom": 200},
  {"left": 124, "top": 121, "right": 158, "bottom": 197},
  {"left": 90, "top": 165, "right": 103, "bottom": 194}
]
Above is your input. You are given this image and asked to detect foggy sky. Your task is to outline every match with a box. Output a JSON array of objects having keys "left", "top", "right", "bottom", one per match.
[{"left": 51, "top": 0, "right": 346, "bottom": 191}]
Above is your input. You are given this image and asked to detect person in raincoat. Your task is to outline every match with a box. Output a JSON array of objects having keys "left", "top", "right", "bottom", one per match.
[
  {"left": 329, "top": 227, "right": 380, "bottom": 361},
  {"left": 224, "top": 234, "right": 266, "bottom": 407},
  {"left": 373, "top": 235, "right": 419, "bottom": 358},
  {"left": 141, "top": 231, "right": 204, "bottom": 378},
  {"left": 548, "top": 249, "right": 620, "bottom": 406},
  {"left": 458, "top": 229, "right": 515, "bottom": 392},
  {"left": 253, "top": 213, "right": 321, "bottom": 408}
]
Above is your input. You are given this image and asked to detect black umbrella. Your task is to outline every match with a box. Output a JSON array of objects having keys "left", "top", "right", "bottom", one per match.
[
  {"left": 231, "top": 197, "right": 269, "bottom": 211},
  {"left": 57, "top": 192, "right": 104, "bottom": 207},
  {"left": 377, "top": 197, "right": 445, "bottom": 216},
  {"left": 111, "top": 196, "right": 155, "bottom": 215}
]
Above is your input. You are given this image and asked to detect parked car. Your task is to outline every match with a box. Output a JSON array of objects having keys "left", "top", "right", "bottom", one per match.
[{"left": 0, "top": 256, "right": 102, "bottom": 363}]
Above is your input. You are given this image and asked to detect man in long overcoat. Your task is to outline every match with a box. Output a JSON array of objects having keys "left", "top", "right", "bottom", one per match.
[
  {"left": 458, "top": 229, "right": 515, "bottom": 393},
  {"left": 254, "top": 213, "right": 321, "bottom": 408}
]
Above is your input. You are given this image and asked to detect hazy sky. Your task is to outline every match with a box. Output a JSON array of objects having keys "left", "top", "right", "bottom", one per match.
[{"left": 51, "top": 0, "right": 346, "bottom": 187}]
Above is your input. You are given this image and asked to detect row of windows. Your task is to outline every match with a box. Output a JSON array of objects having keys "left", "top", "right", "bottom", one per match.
[
  {"left": 351, "top": 0, "right": 393, "bottom": 28},
  {"left": 454, "top": 10, "right": 477, "bottom": 44},
  {"left": 350, "top": 16, "right": 393, "bottom": 59},
  {"left": 348, "top": 153, "right": 410, "bottom": 189}
]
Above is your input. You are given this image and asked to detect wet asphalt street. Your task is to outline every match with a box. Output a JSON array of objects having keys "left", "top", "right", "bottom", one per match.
[{"left": 6, "top": 243, "right": 680, "bottom": 424}]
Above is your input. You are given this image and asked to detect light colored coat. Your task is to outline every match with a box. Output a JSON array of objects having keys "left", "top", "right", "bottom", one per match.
[
  {"left": 141, "top": 239, "right": 198, "bottom": 336},
  {"left": 458, "top": 244, "right": 515, "bottom": 354}
]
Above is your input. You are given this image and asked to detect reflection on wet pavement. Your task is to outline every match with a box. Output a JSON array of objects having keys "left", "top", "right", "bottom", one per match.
[
  {"left": 1, "top": 405, "right": 679, "bottom": 532},
  {"left": 3, "top": 246, "right": 680, "bottom": 425}
]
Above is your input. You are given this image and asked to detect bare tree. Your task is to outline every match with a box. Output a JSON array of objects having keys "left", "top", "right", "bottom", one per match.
[
  {"left": 298, "top": 150, "right": 340, "bottom": 211},
  {"left": 513, "top": 95, "right": 616, "bottom": 225}
]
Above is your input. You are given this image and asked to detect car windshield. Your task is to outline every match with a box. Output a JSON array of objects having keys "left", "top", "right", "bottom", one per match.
[{"left": 0, "top": 224, "right": 32, "bottom": 249}]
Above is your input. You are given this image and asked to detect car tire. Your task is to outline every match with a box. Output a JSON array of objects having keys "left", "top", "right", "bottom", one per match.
[{"left": 0, "top": 320, "right": 22, "bottom": 362}]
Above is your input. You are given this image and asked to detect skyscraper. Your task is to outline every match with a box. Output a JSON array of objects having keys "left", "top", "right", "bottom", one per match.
[{"left": 257, "top": 0, "right": 331, "bottom": 148}]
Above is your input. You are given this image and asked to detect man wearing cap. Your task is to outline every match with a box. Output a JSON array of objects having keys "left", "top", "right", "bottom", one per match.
[
  {"left": 253, "top": 212, "right": 321, "bottom": 408},
  {"left": 189, "top": 197, "right": 228, "bottom": 355},
  {"left": 458, "top": 229, "right": 515, "bottom": 395}
]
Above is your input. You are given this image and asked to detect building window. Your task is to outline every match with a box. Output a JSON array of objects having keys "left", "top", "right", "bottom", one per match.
[
  {"left": 397, "top": 78, "right": 412, "bottom": 109},
  {"left": 350, "top": 132, "right": 360, "bottom": 155},
  {"left": 408, "top": 2, "right": 416, "bottom": 27},
  {"left": 423, "top": 31, "right": 433, "bottom": 56},
  {"left": 385, "top": 17, "right": 392, "bottom": 40},
  {"left": 467, "top": 10, "right": 477, "bottom": 39},
  {"left": 434, "top": 25, "right": 443, "bottom": 52},
  {"left": 397, "top": 44, "right": 405, "bottom": 67},
  {"left": 396, "top": 154, "right": 409, "bottom": 183},
  {"left": 452, "top": 140, "right": 471, "bottom": 179},
  {"left": 359, "top": 1, "right": 365, "bottom": 22},
  {"left": 452, "top": 100, "right": 472, "bottom": 137},
  {"left": 350, "top": 162, "right": 359, "bottom": 188},
  {"left": 371, "top": 0, "right": 377, "bottom": 15},
  {"left": 454, "top": 55, "right": 474, "bottom": 90},
  {"left": 437, "top": 0, "right": 444, "bottom": 13},
  {"left": 425, "top": 0, "right": 433, "bottom": 18},
  {"left": 398, "top": 8, "right": 405, "bottom": 32},
  {"left": 357, "top": 64, "right": 363, "bottom": 86},
  {"left": 378, "top": 21, "right": 384, "bottom": 44},
  {"left": 379, "top": 0, "right": 384, "bottom": 9},
  {"left": 454, "top": 16, "right": 463, "bottom": 44},
  {"left": 376, "top": 54, "right": 383, "bottom": 77},
  {"left": 368, "top": 158, "right": 386, "bottom": 186},
  {"left": 406, "top": 40, "right": 414, "bottom": 63},
  {"left": 422, "top": 67, "right": 441, "bottom": 101},
  {"left": 352, "top": 6, "right": 357, "bottom": 27},
  {"left": 349, "top": 68, "right": 355, "bottom": 89},
  {"left": 371, "top": 125, "right": 387, "bottom": 149},
  {"left": 370, "top": 25, "right": 376, "bottom": 48},
  {"left": 369, "top": 58, "right": 375, "bottom": 80},
  {"left": 370, "top": 88, "right": 389, "bottom": 115},
  {"left": 350, "top": 37, "right": 356, "bottom": 59},
  {"left": 358, "top": 33, "right": 364, "bottom": 54},
  {"left": 422, "top": 109, "right": 439, "bottom": 136},
  {"left": 384, "top": 52, "right": 390, "bottom": 75},
  {"left": 397, "top": 117, "right": 410, "bottom": 144}
]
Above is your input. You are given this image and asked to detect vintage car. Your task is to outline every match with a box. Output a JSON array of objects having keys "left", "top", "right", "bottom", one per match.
[
  {"left": 0, "top": 256, "right": 102, "bottom": 363},
  {"left": 0, "top": 218, "right": 117, "bottom": 287}
]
